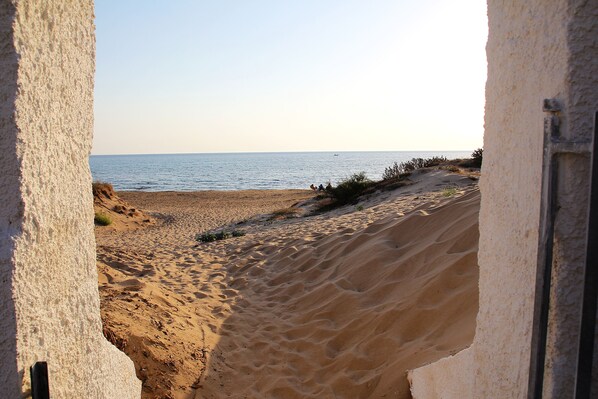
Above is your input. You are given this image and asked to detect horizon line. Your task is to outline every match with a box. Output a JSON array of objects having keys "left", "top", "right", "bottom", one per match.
[{"left": 90, "top": 149, "right": 477, "bottom": 157}]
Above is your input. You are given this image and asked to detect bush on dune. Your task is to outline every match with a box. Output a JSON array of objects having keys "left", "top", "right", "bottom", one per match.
[
  {"left": 92, "top": 181, "right": 115, "bottom": 199},
  {"left": 94, "top": 212, "right": 112, "bottom": 226},
  {"left": 453, "top": 148, "right": 484, "bottom": 169},
  {"left": 318, "top": 154, "right": 481, "bottom": 212},
  {"left": 382, "top": 162, "right": 405, "bottom": 181},
  {"left": 382, "top": 156, "right": 448, "bottom": 181},
  {"left": 471, "top": 148, "right": 483, "bottom": 168},
  {"left": 328, "top": 172, "right": 374, "bottom": 205},
  {"left": 196, "top": 229, "right": 245, "bottom": 243}
]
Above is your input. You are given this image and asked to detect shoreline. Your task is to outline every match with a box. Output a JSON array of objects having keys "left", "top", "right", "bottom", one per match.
[{"left": 117, "top": 188, "right": 315, "bottom": 193}]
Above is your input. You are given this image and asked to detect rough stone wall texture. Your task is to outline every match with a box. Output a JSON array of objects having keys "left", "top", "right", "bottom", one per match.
[
  {"left": 543, "top": 1, "right": 597, "bottom": 397},
  {"left": 476, "top": 1, "right": 569, "bottom": 396},
  {"left": 407, "top": 347, "right": 473, "bottom": 399},
  {"left": 0, "top": 1, "right": 140, "bottom": 398},
  {"left": 408, "top": 0, "right": 597, "bottom": 397}
]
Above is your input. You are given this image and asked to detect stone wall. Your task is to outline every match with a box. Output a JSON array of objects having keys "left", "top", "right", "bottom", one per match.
[
  {"left": 409, "top": 0, "right": 597, "bottom": 397},
  {"left": 0, "top": 1, "right": 140, "bottom": 397}
]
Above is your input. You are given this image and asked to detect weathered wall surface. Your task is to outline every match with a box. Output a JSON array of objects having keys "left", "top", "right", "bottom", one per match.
[
  {"left": 543, "top": 1, "right": 597, "bottom": 397},
  {"left": 475, "top": 0, "right": 569, "bottom": 396},
  {"left": 408, "top": 347, "right": 473, "bottom": 399},
  {"left": 0, "top": 1, "right": 140, "bottom": 398},
  {"left": 408, "top": 0, "right": 597, "bottom": 397}
]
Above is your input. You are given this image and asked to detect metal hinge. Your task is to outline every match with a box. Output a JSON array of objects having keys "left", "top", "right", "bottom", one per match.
[{"left": 543, "top": 99, "right": 591, "bottom": 154}]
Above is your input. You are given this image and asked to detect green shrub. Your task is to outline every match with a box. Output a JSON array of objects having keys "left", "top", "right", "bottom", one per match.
[
  {"left": 329, "top": 172, "right": 373, "bottom": 205},
  {"left": 442, "top": 187, "right": 458, "bottom": 197},
  {"left": 94, "top": 212, "right": 112, "bottom": 226},
  {"left": 196, "top": 229, "right": 245, "bottom": 242},
  {"left": 196, "top": 232, "right": 217, "bottom": 242},
  {"left": 471, "top": 148, "right": 483, "bottom": 168},
  {"left": 423, "top": 156, "right": 448, "bottom": 168},
  {"left": 382, "top": 156, "right": 449, "bottom": 180},
  {"left": 382, "top": 162, "right": 404, "bottom": 181},
  {"left": 215, "top": 231, "right": 232, "bottom": 240}
]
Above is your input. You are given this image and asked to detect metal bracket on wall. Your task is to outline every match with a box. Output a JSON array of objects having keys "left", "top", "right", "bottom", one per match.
[
  {"left": 528, "top": 99, "right": 592, "bottom": 399},
  {"left": 543, "top": 99, "right": 592, "bottom": 155}
]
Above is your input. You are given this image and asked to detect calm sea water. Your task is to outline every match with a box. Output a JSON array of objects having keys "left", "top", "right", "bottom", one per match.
[{"left": 89, "top": 151, "right": 472, "bottom": 191}]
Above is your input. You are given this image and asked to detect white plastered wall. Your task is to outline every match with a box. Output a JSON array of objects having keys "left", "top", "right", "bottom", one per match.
[
  {"left": 408, "top": 348, "right": 473, "bottom": 399},
  {"left": 0, "top": 1, "right": 140, "bottom": 397},
  {"left": 409, "top": 0, "right": 597, "bottom": 397}
]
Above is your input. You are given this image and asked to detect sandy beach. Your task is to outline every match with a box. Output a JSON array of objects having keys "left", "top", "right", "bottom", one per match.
[{"left": 96, "top": 169, "right": 480, "bottom": 399}]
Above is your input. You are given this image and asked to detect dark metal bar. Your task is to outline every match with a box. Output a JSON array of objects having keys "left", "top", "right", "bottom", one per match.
[
  {"left": 575, "top": 111, "right": 598, "bottom": 399},
  {"left": 532, "top": 157, "right": 558, "bottom": 399},
  {"left": 30, "top": 361, "right": 50, "bottom": 399},
  {"left": 528, "top": 101, "right": 561, "bottom": 399}
]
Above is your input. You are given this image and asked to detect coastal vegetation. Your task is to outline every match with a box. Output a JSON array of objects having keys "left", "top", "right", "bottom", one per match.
[
  {"left": 442, "top": 187, "right": 459, "bottom": 197},
  {"left": 328, "top": 172, "right": 374, "bottom": 205},
  {"left": 318, "top": 152, "right": 482, "bottom": 211},
  {"left": 92, "top": 180, "right": 155, "bottom": 230},
  {"left": 196, "top": 229, "right": 246, "bottom": 243},
  {"left": 382, "top": 156, "right": 448, "bottom": 181},
  {"left": 471, "top": 147, "right": 483, "bottom": 167},
  {"left": 92, "top": 181, "right": 114, "bottom": 198},
  {"left": 94, "top": 212, "right": 112, "bottom": 226}
]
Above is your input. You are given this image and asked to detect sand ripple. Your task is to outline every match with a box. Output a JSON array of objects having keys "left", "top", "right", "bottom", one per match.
[{"left": 97, "top": 172, "right": 479, "bottom": 399}]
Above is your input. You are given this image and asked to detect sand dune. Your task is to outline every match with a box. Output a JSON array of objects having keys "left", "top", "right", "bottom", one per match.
[
  {"left": 97, "top": 170, "right": 480, "bottom": 399},
  {"left": 93, "top": 182, "right": 155, "bottom": 231}
]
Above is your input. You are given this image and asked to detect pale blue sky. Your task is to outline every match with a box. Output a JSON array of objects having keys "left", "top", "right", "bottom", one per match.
[{"left": 93, "top": 1, "right": 488, "bottom": 155}]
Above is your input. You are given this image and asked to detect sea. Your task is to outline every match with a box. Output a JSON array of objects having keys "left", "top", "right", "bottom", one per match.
[{"left": 89, "top": 151, "right": 472, "bottom": 192}]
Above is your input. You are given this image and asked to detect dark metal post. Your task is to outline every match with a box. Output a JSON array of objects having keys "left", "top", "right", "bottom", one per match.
[
  {"left": 528, "top": 99, "right": 561, "bottom": 399},
  {"left": 30, "top": 361, "right": 50, "bottom": 399}
]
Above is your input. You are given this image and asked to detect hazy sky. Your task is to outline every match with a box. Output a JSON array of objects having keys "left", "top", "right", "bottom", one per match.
[{"left": 93, "top": 1, "right": 488, "bottom": 155}]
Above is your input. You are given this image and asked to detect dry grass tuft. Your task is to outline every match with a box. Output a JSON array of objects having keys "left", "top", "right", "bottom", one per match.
[{"left": 92, "top": 181, "right": 115, "bottom": 199}]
